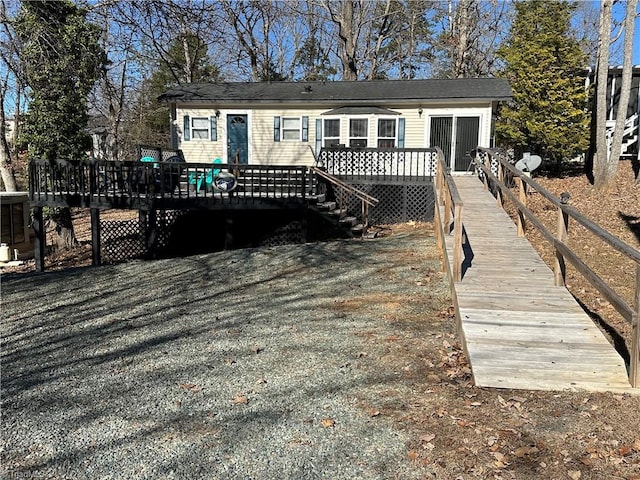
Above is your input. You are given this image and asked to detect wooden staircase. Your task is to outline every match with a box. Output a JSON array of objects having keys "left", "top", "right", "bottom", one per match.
[{"left": 307, "top": 168, "right": 378, "bottom": 238}]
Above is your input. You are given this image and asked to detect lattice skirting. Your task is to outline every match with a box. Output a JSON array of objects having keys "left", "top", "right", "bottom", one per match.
[
  {"left": 347, "top": 182, "right": 434, "bottom": 224},
  {"left": 100, "top": 209, "right": 305, "bottom": 263},
  {"left": 101, "top": 210, "right": 183, "bottom": 263}
]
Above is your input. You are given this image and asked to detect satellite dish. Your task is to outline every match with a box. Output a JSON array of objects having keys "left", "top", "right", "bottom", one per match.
[{"left": 515, "top": 152, "right": 542, "bottom": 173}]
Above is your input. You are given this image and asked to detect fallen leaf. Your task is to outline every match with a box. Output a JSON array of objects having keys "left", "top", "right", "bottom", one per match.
[
  {"left": 618, "top": 445, "right": 633, "bottom": 456},
  {"left": 408, "top": 450, "right": 419, "bottom": 462},
  {"left": 320, "top": 418, "right": 335, "bottom": 428},
  {"left": 179, "top": 382, "right": 201, "bottom": 393},
  {"left": 369, "top": 410, "right": 381, "bottom": 417},
  {"left": 420, "top": 433, "right": 436, "bottom": 443},
  {"left": 568, "top": 470, "right": 581, "bottom": 480},
  {"left": 514, "top": 445, "right": 538, "bottom": 458},
  {"left": 233, "top": 394, "right": 248, "bottom": 405},
  {"left": 251, "top": 345, "right": 263, "bottom": 354}
]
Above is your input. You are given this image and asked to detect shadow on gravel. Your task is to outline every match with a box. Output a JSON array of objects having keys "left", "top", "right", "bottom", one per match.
[{"left": 2, "top": 231, "right": 446, "bottom": 479}]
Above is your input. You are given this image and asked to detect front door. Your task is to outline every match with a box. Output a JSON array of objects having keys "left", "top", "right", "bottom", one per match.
[
  {"left": 429, "top": 116, "right": 480, "bottom": 172},
  {"left": 227, "top": 114, "right": 248, "bottom": 164}
]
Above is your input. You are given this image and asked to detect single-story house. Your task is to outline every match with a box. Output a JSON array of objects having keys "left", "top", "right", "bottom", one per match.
[{"left": 158, "top": 78, "right": 512, "bottom": 173}]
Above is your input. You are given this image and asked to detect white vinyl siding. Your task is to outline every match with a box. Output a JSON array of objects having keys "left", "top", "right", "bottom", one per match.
[
  {"left": 172, "top": 103, "right": 495, "bottom": 166},
  {"left": 176, "top": 108, "right": 227, "bottom": 163}
]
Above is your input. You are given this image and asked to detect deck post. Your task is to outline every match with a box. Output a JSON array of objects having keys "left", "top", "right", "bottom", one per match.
[
  {"left": 483, "top": 155, "right": 490, "bottom": 190},
  {"left": 516, "top": 176, "right": 526, "bottom": 236},
  {"left": 632, "top": 265, "right": 640, "bottom": 387},
  {"left": 225, "top": 213, "right": 234, "bottom": 250},
  {"left": 90, "top": 208, "right": 101, "bottom": 266},
  {"left": 33, "top": 206, "right": 46, "bottom": 272},
  {"left": 444, "top": 185, "right": 452, "bottom": 233},
  {"left": 554, "top": 206, "right": 569, "bottom": 287},
  {"left": 452, "top": 204, "right": 463, "bottom": 282},
  {"left": 496, "top": 163, "right": 504, "bottom": 206}
]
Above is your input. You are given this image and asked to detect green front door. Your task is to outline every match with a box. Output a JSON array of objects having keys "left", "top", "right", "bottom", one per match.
[{"left": 227, "top": 114, "right": 248, "bottom": 164}]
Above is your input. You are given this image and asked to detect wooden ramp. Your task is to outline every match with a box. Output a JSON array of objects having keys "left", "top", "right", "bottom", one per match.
[{"left": 440, "top": 176, "right": 634, "bottom": 393}]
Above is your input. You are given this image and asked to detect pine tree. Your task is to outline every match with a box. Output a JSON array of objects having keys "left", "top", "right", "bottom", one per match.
[{"left": 496, "top": 0, "right": 590, "bottom": 168}]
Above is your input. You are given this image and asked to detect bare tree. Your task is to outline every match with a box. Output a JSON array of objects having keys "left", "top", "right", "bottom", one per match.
[
  {"left": 435, "top": 0, "right": 509, "bottom": 78},
  {"left": 321, "top": 0, "right": 366, "bottom": 80},
  {"left": 0, "top": 0, "right": 22, "bottom": 191},
  {"left": 219, "top": 0, "right": 288, "bottom": 81},
  {"left": 604, "top": 0, "right": 638, "bottom": 186},
  {"left": 592, "top": 0, "right": 637, "bottom": 189}
]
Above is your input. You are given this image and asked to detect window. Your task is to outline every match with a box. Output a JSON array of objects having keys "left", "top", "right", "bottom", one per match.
[
  {"left": 377, "top": 118, "right": 397, "bottom": 148},
  {"left": 183, "top": 115, "right": 217, "bottom": 141},
  {"left": 349, "top": 118, "right": 368, "bottom": 147},
  {"left": 323, "top": 119, "right": 341, "bottom": 147},
  {"left": 274, "top": 116, "right": 309, "bottom": 142},
  {"left": 192, "top": 117, "right": 209, "bottom": 140},
  {"left": 1, "top": 203, "right": 25, "bottom": 244},
  {"left": 282, "top": 117, "right": 301, "bottom": 140}
]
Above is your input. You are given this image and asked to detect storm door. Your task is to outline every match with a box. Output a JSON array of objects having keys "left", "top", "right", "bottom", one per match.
[
  {"left": 429, "top": 116, "right": 480, "bottom": 172},
  {"left": 227, "top": 114, "right": 248, "bottom": 164}
]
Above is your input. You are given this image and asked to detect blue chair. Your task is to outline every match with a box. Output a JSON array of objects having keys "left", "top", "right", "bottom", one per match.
[{"left": 189, "top": 158, "right": 223, "bottom": 191}]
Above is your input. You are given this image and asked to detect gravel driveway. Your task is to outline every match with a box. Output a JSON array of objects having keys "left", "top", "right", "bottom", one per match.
[{"left": 1, "top": 228, "right": 450, "bottom": 479}]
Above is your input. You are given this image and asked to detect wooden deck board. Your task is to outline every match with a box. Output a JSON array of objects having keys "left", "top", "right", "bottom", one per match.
[{"left": 439, "top": 175, "right": 634, "bottom": 393}]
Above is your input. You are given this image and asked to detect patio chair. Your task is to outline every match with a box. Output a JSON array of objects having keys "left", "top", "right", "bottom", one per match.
[{"left": 189, "top": 158, "right": 222, "bottom": 192}]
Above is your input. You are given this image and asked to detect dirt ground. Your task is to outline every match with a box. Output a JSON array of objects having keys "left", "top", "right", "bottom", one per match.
[{"left": 2, "top": 163, "right": 640, "bottom": 479}]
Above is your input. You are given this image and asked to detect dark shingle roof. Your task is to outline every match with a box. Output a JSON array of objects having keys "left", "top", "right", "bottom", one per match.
[{"left": 158, "top": 78, "right": 512, "bottom": 105}]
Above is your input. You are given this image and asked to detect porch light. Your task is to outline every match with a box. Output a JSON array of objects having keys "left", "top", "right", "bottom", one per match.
[
  {"left": 215, "top": 110, "right": 221, "bottom": 118},
  {"left": 418, "top": 108, "right": 423, "bottom": 118}
]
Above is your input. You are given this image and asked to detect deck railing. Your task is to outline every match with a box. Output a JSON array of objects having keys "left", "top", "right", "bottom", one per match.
[
  {"left": 318, "top": 147, "right": 437, "bottom": 181},
  {"left": 29, "top": 159, "right": 310, "bottom": 208},
  {"left": 310, "top": 167, "right": 379, "bottom": 230},
  {"left": 474, "top": 146, "right": 640, "bottom": 388},
  {"left": 433, "top": 147, "right": 464, "bottom": 283}
]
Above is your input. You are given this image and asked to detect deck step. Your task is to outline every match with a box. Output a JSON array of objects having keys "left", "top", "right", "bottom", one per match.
[
  {"left": 328, "top": 208, "right": 347, "bottom": 217},
  {"left": 351, "top": 223, "right": 365, "bottom": 234},
  {"left": 339, "top": 216, "right": 357, "bottom": 227},
  {"left": 306, "top": 193, "right": 326, "bottom": 204},
  {"left": 316, "top": 201, "right": 336, "bottom": 211}
]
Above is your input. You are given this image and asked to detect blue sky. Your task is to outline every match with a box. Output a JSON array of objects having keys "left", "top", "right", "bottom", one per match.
[{"left": 608, "top": 0, "right": 640, "bottom": 64}]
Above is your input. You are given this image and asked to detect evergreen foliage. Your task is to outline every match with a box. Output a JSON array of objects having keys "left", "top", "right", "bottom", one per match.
[
  {"left": 128, "top": 33, "right": 221, "bottom": 147},
  {"left": 496, "top": 0, "right": 590, "bottom": 164},
  {"left": 15, "top": 0, "right": 106, "bottom": 161}
]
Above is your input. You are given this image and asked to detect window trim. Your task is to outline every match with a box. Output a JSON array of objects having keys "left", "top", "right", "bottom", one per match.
[
  {"left": 191, "top": 116, "right": 210, "bottom": 140},
  {"left": 376, "top": 117, "right": 398, "bottom": 148},
  {"left": 348, "top": 117, "right": 369, "bottom": 148},
  {"left": 323, "top": 118, "right": 341, "bottom": 147},
  {"left": 281, "top": 116, "right": 302, "bottom": 141}
]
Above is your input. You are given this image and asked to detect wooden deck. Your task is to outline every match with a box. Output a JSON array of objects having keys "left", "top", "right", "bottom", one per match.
[{"left": 439, "top": 175, "right": 634, "bottom": 393}]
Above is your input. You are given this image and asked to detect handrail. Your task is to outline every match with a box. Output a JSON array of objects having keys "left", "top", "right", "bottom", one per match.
[
  {"left": 309, "top": 166, "right": 379, "bottom": 233},
  {"left": 433, "top": 147, "right": 464, "bottom": 283},
  {"left": 473, "top": 146, "right": 640, "bottom": 388}
]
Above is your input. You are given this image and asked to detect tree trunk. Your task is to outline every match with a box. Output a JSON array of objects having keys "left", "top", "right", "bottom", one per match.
[
  {"left": 50, "top": 207, "right": 78, "bottom": 250},
  {"left": 592, "top": 0, "right": 612, "bottom": 189},
  {"left": 605, "top": 0, "right": 637, "bottom": 184},
  {"left": 323, "top": 0, "right": 359, "bottom": 80},
  {"left": 0, "top": 78, "right": 18, "bottom": 192}
]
